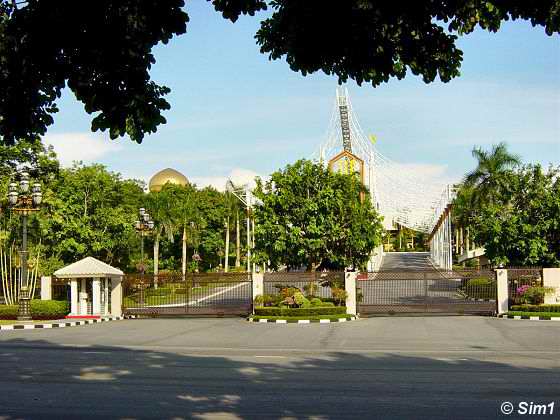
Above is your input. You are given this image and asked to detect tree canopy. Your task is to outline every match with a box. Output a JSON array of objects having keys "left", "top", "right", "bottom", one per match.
[
  {"left": 253, "top": 159, "right": 383, "bottom": 271},
  {"left": 0, "top": 0, "right": 557, "bottom": 145},
  {"left": 471, "top": 164, "right": 560, "bottom": 267}
]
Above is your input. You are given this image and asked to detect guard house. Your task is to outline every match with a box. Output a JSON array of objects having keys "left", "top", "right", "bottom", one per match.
[{"left": 53, "top": 257, "right": 123, "bottom": 318}]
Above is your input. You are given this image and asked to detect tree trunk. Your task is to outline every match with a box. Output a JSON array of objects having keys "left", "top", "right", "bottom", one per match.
[
  {"left": 235, "top": 211, "right": 240, "bottom": 268},
  {"left": 224, "top": 218, "right": 230, "bottom": 273},
  {"left": 182, "top": 226, "right": 187, "bottom": 279},
  {"left": 154, "top": 232, "right": 160, "bottom": 289}
]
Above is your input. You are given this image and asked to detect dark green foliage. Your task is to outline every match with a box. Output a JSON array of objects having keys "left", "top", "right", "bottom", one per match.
[
  {"left": 0, "top": 0, "right": 188, "bottom": 144},
  {"left": 510, "top": 304, "right": 560, "bottom": 313},
  {"left": 2, "top": 1, "right": 556, "bottom": 145},
  {"left": 256, "top": 2, "right": 559, "bottom": 87},
  {"left": 254, "top": 306, "right": 346, "bottom": 316}
]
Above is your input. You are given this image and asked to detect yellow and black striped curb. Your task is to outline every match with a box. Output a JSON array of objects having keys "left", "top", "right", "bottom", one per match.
[
  {"left": 248, "top": 316, "right": 357, "bottom": 324},
  {"left": 0, "top": 315, "right": 137, "bottom": 331},
  {"left": 498, "top": 314, "right": 560, "bottom": 321}
]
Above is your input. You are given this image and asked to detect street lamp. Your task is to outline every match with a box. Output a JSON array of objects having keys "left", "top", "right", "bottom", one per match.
[
  {"left": 134, "top": 208, "right": 154, "bottom": 275},
  {"left": 7, "top": 171, "right": 42, "bottom": 321}
]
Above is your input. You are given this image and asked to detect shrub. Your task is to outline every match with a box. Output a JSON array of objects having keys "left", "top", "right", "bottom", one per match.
[
  {"left": 0, "top": 305, "right": 18, "bottom": 319},
  {"left": 30, "top": 300, "right": 69, "bottom": 319},
  {"left": 510, "top": 304, "right": 560, "bottom": 313},
  {"left": 516, "top": 286, "right": 554, "bottom": 305},
  {"left": 463, "top": 277, "right": 496, "bottom": 299},
  {"left": 0, "top": 300, "right": 69, "bottom": 320},
  {"left": 332, "top": 287, "right": 348, "bottom": 306},
  {"left": 303, "top": 282, "right": 318, "bottom": 297},
  {"left": 254, "top": 306, "right": 346, "bottom": 316},
  {"left": 310, "top": 298, "right": 323, "bottom": 307}
]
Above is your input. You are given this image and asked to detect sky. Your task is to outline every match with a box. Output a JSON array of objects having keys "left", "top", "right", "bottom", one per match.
[{"left": 43, "top": 2, "right": 560, "bottom": 190}]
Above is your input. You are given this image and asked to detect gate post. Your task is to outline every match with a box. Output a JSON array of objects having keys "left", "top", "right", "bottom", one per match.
[
  {"left": 496, "top": 269, "right": 508, "bottom": 315},
  {"left": 543, "top": 268, "right": 560, "bottom": 304},
  {"left": 345, "top": 270, "right": 357, "bottom": 316},
  {"left": 252, "top": 272, "right": 263, "bottom": 314},
  {"left": 40, "top": 276, "right": 52, "bottom": 300}
]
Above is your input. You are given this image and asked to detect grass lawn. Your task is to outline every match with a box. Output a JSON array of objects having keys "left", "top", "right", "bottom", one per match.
[
  {"left": 124, "top": 283, "right": 230, "bottom": 307},
  {"left": 506, "top": 311, "right": 560, "bottom": 318},
  {"left": 251, "top": 314, "right": 353, "bottom": 321}
]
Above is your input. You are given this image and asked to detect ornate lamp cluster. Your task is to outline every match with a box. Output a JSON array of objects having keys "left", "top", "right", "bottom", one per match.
[
  {"left": 135, "top": 208, "right": 154, "bottom": 276},
  {"left": 7, "top": 172, "right": 42, "bottom": 214},
  {"left": 135, "top": 207, "right": 154, "bottom": 234},
  {"left": 6, "top": 171, "right": 42, "bottom": 321}
]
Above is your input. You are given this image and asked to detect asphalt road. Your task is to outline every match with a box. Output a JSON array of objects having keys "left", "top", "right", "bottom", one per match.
[
  {"left": 379, "top": 251, "right": 435, "bottom": 270},
  {"left": 0, "top": 316, "right": 558, "bottom": 419}
]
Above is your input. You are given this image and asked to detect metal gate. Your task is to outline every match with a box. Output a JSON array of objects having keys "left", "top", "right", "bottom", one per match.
[
  {"left": 357, "top": 269, "right": 497, "bottom": 315},
  {"left": 122, "top": 272, "right": 252, "bottom": 316}
]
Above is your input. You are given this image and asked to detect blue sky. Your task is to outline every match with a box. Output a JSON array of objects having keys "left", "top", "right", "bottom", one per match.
[{"left": 44, "top": 2, "right": 559, "bottom": 189}]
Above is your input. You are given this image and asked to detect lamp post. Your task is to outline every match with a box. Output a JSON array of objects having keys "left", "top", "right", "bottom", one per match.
[
  {"left": 135, "top": 208, "right": 154, "bottom": 274},
  {"left": 135, "top": 208, "right": 154, "bottom": 304},
  {"left": 7, "top": 171, "right": 42, "bottom": 321}
]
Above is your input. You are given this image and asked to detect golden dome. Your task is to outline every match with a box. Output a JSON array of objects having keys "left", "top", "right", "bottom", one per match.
[{"left": 148, "top": 168, "right": 188, "bottom": 192}]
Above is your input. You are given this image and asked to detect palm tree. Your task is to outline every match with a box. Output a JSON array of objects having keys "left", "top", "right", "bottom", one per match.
[
  {"left": 145, "top": 188, "right": 177, "bottom": 283},
  {"left": 464, "top": 142, "right": 520, "bottom": 208}
]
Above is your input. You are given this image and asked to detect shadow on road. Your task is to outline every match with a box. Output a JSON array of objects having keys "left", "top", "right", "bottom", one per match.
[{"left": 0, "top": 337, "right": 558, "bottom": 419}]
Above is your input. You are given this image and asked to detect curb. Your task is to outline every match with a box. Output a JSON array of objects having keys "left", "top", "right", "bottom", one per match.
[
  {"left": 248, "top": 316, "right": 357, "bottom": 324},
  {"left": 498, "top": 314, "right": 560, "bottom": 321},
  {"left": 0, "top": 315, "right": 136, "bottom": 331}
]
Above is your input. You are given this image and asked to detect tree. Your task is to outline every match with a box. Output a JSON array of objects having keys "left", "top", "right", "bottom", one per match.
[
  {"left": 35, "top": 164, "right": 143, "bottom": 269},
  {"left": 253, "top": 159, "right": 383, "bottom": 271},
  {"left": 471, "top": 164, "right": 560, "bottom": 267},
  {"left": 145, "top": 186, "right": 179, "bottom": 278},
  {"left": 464, "top": 142, "right": 521, "bottom": 208},
  {"left": 0, "top": 1, "right": 557, "bottom": 145}
]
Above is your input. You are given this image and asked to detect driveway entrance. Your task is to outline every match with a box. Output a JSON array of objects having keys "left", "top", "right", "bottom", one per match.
[
  {"left": 122, "top": 273, "right": 252, "bottom": 316},
  {"left": 358, "top": 252, "right": 497, "bottom": 316}
]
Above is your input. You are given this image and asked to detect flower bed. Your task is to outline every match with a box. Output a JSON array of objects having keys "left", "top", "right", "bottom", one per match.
[{"left": 254, "top": 306, "right": 346, "bottom": 317}]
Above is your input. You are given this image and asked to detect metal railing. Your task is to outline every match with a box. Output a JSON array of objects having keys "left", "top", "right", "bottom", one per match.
[{"left": 122, "top": 272, "right": 252, "bottom": 316}]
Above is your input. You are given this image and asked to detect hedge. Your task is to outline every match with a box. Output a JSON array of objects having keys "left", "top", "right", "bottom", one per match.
[
  {"left": 254, "top": 306, "right": 346, "bottom": 316},
  {"left": 0, "top": 300, "right": 69, "bottom": 320},
  {"left": 510, "top": 304, "right": 560, "bottom": 313}
]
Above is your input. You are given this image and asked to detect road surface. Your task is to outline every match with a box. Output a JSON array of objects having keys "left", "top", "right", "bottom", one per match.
[{"left": 0, "top": 316, "right": 558, "bottom": 419}]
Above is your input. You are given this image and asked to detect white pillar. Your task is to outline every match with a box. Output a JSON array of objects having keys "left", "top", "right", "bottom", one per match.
[
  {"left": 92, "top": 277, "right": 101, "bottom": 315},
  {"left": 345, "top": 271, "right": 357, "bottom": 315},
  {"left": 252, "top": 272, "right": 264, "bottom": 313},
  {"left": 110, "top": 276, "right": 123, "bottom": 317},
  {"left": 496, "top": 269, "right": 508, "bottom": 314},
  {"left": 70, "top": 279, "right": 78, "bottom": 315},
  {"left": 104, "top": 278, "right": 109, "bottom": 314},
  {"left": 543, "top": 268, "right": 560, "bottom": 305},
  {"left": 40, "top": 276, "right": 52, "bottom": 300},
  {"left": 79, "top": 279, "right": 88, "bottom": 315}
]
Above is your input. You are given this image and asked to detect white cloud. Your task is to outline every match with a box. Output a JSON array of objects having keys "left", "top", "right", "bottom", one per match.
[
  {"left": 43, "top": 132, "right": 123, "bottom": 167},
  {"left": 189, "top": 168, "right": 264, "bottom": 191}
]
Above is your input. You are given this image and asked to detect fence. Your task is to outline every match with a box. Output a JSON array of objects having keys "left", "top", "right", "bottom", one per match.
[
  {"left": 358, "top": 269, "right": 497, "bottom": 315},
  {"left": 263, "top": 271, "right": 345, "bottom": 301},
  {"left": 122, "top": 272, "right": 252, "bottom": 316}
]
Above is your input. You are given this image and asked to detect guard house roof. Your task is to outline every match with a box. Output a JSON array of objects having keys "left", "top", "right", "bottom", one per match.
[{"left": 53, "top": 257, "right": 124, "bottom": 279}]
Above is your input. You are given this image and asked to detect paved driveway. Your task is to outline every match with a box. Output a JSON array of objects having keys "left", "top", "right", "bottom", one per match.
[{"left": 0, "top": 316, "right": 558, "bottom": 419}]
